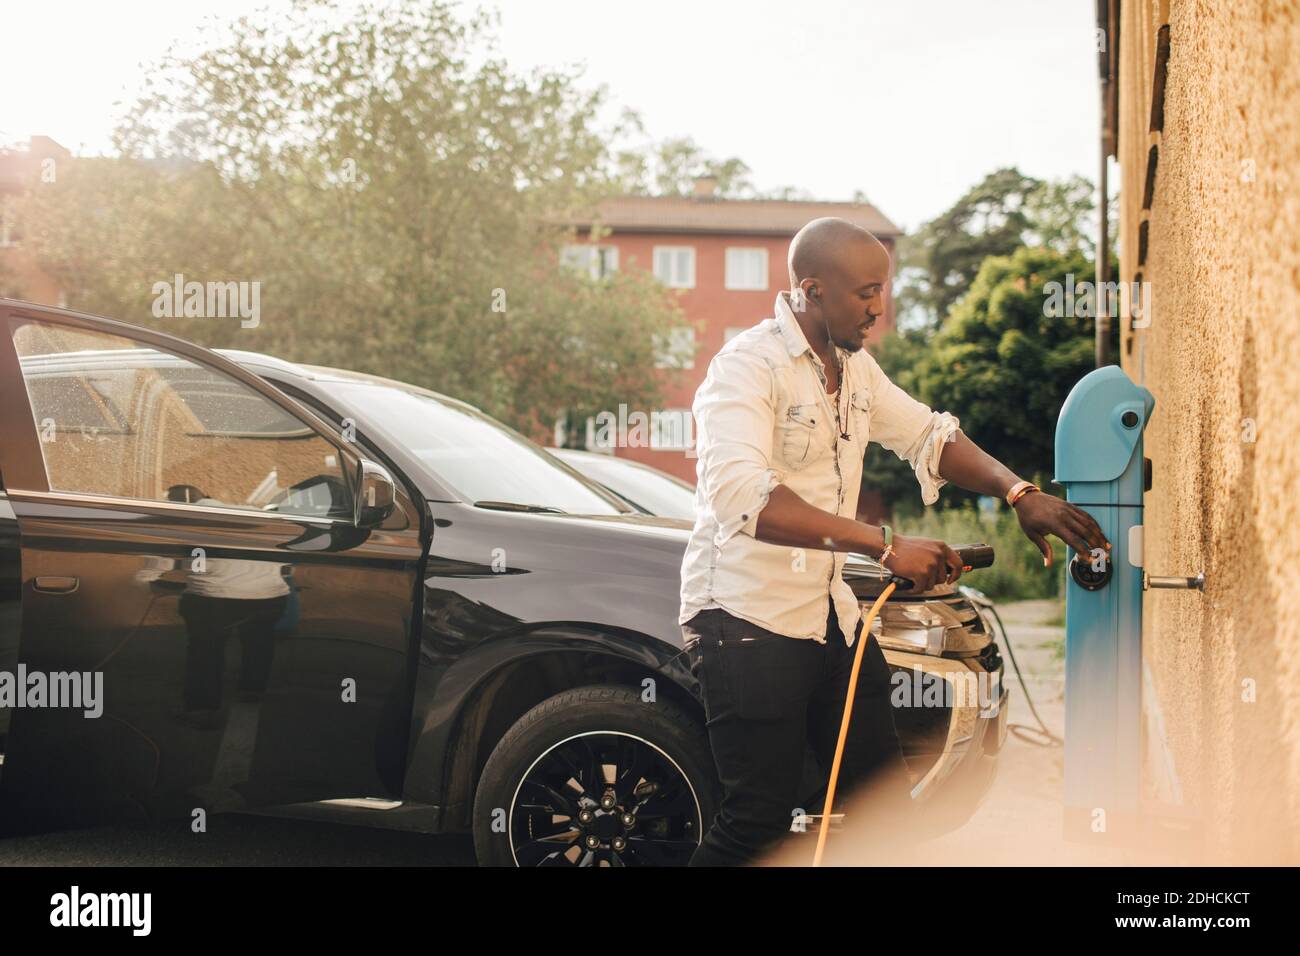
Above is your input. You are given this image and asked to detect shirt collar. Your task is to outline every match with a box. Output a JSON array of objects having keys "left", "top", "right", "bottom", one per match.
[
  {"left": 774, "top": 291, "right": 815, "bottom": 359},
  {"left": 774, "top": 291, "right": 844, "bottom": 372}
]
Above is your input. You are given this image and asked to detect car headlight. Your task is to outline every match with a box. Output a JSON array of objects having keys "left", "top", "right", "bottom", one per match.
[{"left": 863, "top": 599, "right": 967, "bottom": 656}]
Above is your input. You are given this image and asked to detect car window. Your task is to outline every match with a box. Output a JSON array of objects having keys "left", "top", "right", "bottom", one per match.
[
  {"left": 570, "top": 456, "right": 697, "bottom": 520},
  {"left": 12, "top": 321, "right": 353, "bottom": 519},
  {"left": 323, "top": 379, "right": 625, "bottom": 516}
]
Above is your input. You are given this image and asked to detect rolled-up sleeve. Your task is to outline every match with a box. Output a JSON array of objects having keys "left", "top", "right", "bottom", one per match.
[
  {"left": 864, "top": 355, "right": 961, "bottom": 505},
  {"left": 693, "top": 349, "right": 782, "bottom": 544}
]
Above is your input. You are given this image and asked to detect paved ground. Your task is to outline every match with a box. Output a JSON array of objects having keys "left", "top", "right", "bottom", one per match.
[
  {"left": 0, "top": 599, "right": 1190, "bottom": 866},
  {"left": 786, "top": 598, "right": 1195, "bottom": 866},
  {"left": 0, "top": 812, "right": 476, "bottom": 866},
  {"left": 889, "top": 598, "right": 1128, "bottom": 865}
]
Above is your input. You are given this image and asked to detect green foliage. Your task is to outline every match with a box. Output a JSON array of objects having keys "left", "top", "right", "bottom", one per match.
[
  {"left": 19, "top": 0, "right": 689, "bottom": 437},
  {"left": 893, "top": 502, "right": 1067, "bottom": 601},
  {"left": 612, "top": 133, "right": 757, "bottom": 198},
  {"left": 866, "top": 244, "right": 1113, "bottom": 510},
  {"left": 863, "top": 166, "right": 1119, "bottom": 515},
  {"left": 861, "top": 327, "right": 933, "bottom": 507},
  {"left": 908, "top": 246, "right": 1107, "bottom": 484},
  {"left": 609, "top": 128, "right": 815, "bottom": 201},
  {"left": 895, "top": 168, "right": 1100, "bottom": 330},
  {"left": 1023, "top": 175, "right": 1102, "bottom": 256},
  {"left": 862, "top": 174, "right": 1116, "bottom": 601}
]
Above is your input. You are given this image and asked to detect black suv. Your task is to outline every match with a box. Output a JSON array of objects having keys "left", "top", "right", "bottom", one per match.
[{"left": 0, "top": 299, "right": 1006, "bottom": 866}]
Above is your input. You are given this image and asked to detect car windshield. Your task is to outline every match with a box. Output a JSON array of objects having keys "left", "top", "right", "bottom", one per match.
[
  {"left": 324, "top": 379, "right": 626, "bottom": 515},
  {"left": 571, "top": 456, "right": 696, "bottom": 521}
]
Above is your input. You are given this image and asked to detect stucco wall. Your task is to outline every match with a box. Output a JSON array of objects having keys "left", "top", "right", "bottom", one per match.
[{"left": 1118, "top": 0, "right": 1300, "bottom": 863}]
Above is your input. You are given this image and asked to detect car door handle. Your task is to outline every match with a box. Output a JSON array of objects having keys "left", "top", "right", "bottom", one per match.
[{"left": 33, "top": 576, "right": 79, "bottom": 594}]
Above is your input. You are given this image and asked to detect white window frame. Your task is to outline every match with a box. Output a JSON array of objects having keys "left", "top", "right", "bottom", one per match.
[
  {"left": 724, "top": 247, "right": 768, "bottom": 291},
  {"left": 653, "top": 246, "right": 696, "bottom": 289}
]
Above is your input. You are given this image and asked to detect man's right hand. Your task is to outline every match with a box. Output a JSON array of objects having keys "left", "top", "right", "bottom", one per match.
[{"left": 883, "top": 534, "right": 963, "bottom": 592}]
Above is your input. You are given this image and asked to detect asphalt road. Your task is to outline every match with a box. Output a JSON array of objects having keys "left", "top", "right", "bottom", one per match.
[{"left": 0, "top": 813, "right": 477, "bottom": 866}]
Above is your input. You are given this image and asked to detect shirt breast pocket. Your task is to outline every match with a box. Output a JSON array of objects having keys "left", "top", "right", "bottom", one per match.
[
  {"left": 849, "top": 386, "right": 872, "bottom": 445},
  {"left": 779, "top": 403, "right": 821, "bottom": 469}
]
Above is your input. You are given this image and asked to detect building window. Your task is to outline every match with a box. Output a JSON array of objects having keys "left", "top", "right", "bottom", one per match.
[
  {"left": 655, "top": 327, "right": 695, "bottom": 369},
  {"left": 725, "top": 247, "right": 768, "bottom": 290},
  {"left": 653, "top": 246, "right": 695, "bottom": 288},
  {"left": 561, "top": 244, "right": 618, "bottom": 279},
  {"left": 651, "top": 409, "right": 694, "bottom": 450}
]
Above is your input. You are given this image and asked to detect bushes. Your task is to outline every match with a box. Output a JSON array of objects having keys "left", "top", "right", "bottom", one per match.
[{"left": 892, "top": 501, "right": 1068, "bottom": 601}]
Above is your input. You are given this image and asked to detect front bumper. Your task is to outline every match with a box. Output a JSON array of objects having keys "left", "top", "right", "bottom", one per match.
[{"left": 884, "top": 644, "right": 1008, "bottom": 834}]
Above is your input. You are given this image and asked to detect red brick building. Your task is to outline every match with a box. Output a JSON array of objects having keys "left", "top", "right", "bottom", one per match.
[
  {"left": 565, "top": 180, "right": 901, "bottom": 485},
  {"left": 0, "top": 137, "right": 69, "bottom": 306}
]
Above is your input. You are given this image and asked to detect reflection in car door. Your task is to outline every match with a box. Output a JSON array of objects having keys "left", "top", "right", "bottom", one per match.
[{"left": 0, "top": 302, "right": 424, "bottom": 832}]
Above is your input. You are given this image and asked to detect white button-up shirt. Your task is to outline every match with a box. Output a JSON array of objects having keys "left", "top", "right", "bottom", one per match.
[{"left": 679, "top": 291, "right": 960, "bottom": 644}]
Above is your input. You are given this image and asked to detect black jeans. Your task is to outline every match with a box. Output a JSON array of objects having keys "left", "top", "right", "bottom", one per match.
[{"left": 684, "top": 599, "right": 914, "bottom": 866}]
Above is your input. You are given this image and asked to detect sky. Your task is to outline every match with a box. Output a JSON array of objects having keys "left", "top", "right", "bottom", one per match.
[{"left": 2, "top": 0, "right": 1102, "bottom": 230}]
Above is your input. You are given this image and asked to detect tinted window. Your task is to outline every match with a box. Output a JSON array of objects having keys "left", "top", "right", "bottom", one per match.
[{"left": 13, "top": 322, "right": 353, "bottom": 519}]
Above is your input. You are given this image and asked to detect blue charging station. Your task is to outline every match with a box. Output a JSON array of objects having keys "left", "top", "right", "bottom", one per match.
[{"left": 1055, "top": 366, "right": 1155, "bottom": 841}]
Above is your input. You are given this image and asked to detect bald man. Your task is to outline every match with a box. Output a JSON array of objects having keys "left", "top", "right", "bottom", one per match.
[{"left": 680, "top": 217, "right": 1108, "bottom": 866}]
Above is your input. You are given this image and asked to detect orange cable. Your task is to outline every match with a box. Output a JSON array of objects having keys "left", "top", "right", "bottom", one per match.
[{"left": 812, "top": 580, "right": 896, "bottom": 867}]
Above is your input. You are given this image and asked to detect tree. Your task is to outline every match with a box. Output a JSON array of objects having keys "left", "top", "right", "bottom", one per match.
[
  {"left": 612, "top": 132, "right": 757, "bottom": 198},
  {"left": 895, "top": 168, "right": 1100, "bottom": 330},
  {"left": 905, "top": 246, "right": 1113, "bottom": 487},
  {"left": 866, "top": 167, "right": 1116, "bottom": 514},
  {"left": 1023, "top": 174, "right": 1102, "bottom": 257},
  {"left": 861, "top": 327, "right": 935, "bottom": 512},
  {"left": 610, "top": 131, "right": 821, "bottom": 201},
  {"left": 20, "top": 0, "right": 688, "bottom": 437}
]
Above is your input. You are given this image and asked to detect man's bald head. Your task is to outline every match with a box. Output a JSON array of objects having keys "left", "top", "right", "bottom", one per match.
[
  {"left": 787, "top": 217, "right": 888, "bottom": 287},
  {"left": 784, "top": 217, "right": 891, "bottom": 354}
]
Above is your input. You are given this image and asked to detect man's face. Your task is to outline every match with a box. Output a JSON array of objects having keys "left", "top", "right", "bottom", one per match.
[{"left": 815, "top": 239, "right": 891, "bottom": 353}]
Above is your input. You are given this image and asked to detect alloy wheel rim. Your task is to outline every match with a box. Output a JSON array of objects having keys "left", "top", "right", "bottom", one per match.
[{"left": 507, "top": 730, "right": 703, "bottom": 867}]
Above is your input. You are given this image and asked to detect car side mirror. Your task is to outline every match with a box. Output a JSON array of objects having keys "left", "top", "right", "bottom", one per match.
[{"left": 355, "top": 458, "right": 396, "bottom": 528}]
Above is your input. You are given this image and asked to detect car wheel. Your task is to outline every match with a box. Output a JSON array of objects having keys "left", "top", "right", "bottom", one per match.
[{"left": 473, "top": 684, "right": 718, "bottom": 867}]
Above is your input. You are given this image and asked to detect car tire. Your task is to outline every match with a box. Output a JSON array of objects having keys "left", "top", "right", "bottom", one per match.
[{"left": 472, "top": 684, "right": 718, "bottom": 867}]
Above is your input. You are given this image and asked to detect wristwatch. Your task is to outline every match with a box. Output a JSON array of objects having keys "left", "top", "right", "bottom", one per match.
[{"left": 878, "top": 524, "right": 895, "bottom": 566}]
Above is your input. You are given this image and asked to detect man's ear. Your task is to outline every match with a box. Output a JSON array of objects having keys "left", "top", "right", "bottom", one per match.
[{"left": 792, "top": 279, "right": 819, "bottom": 313}]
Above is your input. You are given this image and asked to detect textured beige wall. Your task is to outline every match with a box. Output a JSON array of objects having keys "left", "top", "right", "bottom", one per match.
[{"left": 1118, "top": 0, "right": 1300, "bottom": 863}]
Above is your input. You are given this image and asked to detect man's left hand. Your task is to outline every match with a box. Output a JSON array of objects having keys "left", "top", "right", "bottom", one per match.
[{"left": 1013, "top": 492, "right": 1109, "bottom": 567}]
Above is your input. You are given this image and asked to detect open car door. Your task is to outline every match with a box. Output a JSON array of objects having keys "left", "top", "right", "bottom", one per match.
[{"left": 0, "top": 299, "right": 424, "bottom": 833}]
